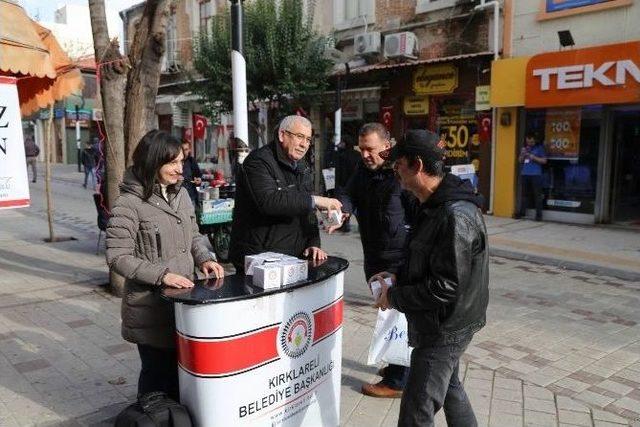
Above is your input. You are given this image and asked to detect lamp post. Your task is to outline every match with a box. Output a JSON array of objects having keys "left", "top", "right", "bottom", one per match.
[
  {"left": 75, "top": 105, "right": 81, "bottom": 172},
  {"left": 230, "top": 0, "right": 248, "bottom": 161}
]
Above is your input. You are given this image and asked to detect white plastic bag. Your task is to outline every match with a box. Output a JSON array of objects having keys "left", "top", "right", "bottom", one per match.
[{"left": 367, "top": 309, "right": 413, "bottom": 367}]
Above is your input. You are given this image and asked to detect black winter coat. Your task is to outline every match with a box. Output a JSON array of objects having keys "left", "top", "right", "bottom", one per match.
[
  {"left": 229, "top": 142, "right": 320, "bottom": 270},
  {"left": 337, "top": 164, "right": 416, "bottom": 278},
  {"left": 388, "top": 174, "right": 489, "bottom": 347}
]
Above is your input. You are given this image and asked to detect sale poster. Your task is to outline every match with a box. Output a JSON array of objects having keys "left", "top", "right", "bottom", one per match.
[{"left": 544, "top": 108, "right": 581, "bottom": 160}]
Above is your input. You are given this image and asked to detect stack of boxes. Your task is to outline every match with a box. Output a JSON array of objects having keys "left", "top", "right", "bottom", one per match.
[
  {"left": 199, "top": 199, "right": 234, "bottom": 224},
  {"left": 245, "top": 252, "right": 309, "bottom": 289}
]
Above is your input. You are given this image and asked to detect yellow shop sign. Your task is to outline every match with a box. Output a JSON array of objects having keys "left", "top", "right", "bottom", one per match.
[
  {"left": 413, "top": 64, "right": 458, "bottom": 95},
  {"left": 403, "top": 96, "right": 429, "bottom": 115}
]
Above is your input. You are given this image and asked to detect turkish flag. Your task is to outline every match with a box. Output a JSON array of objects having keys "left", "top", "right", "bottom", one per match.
[
  {"left": 380, "top": 106, "right": 393, "bottom": 133},
  {"left": 193, "top": 114, "right": 208, "bottom": 140},
  {"left": 478, "top": 114, "right": 491, "bottom": 143}
]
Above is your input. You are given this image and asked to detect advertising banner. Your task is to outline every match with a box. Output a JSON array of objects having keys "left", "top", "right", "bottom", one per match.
[
  {"left": 175, "top": 274, "right": 344, "bottom": 426},
  {"left": 413, "top": 64, "right": 458, "bottom": 95},
  {"left": 544, "top": 107, "right": 581, "bottom": 160},
  {"left": 0, "top": 77, "right": 30, "bottom": 210},
  {"left": 436, "top": 113, "right": 478, "bottom": 162},
  {"left": 546, "top": 0, "right": 611, "bottom": 12}
]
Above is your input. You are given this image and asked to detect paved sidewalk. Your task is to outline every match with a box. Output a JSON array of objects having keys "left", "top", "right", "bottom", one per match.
[{"left": 1, "top": 163, "right": 639, "bottom": 426}]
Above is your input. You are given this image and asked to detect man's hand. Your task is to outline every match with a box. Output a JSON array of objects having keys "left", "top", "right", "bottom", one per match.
[
  {"left": 162, "top": 273, "right": 194, "bottom": 289},
  {"left": 325, "top": 213, "right": 350, "bottom": 234},
  {"left": 374, "top": 282, "right": 392, "bottom": 311},
  {"left": 313, "top": 196, "right": 342, "bottom": 212},
  {"left": 200, "top": 260, "right": 225, "bottom": 278},
  {"left": 367, "top": 271, "right": 397, "bottom": 292},
  {"left": 303, "top": 246, "right": 327, "bottom": 261}
]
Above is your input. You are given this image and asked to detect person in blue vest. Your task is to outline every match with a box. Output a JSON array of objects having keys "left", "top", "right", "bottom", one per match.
[
  {"left": 328, "top": 122, "right": 417, "bottom": 398},
  {"left": 517, "top": 133, "right": 547, "bottom": 221}
]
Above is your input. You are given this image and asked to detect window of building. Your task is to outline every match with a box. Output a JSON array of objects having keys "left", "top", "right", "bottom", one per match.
[
  {"left": 415, "top": 0, "right": 457, "bottom": 15},
  {"left": 200, "top": 0, "right": 215, "bottom": 32},
  {"left": 333, "top": 0, "right": 375, "bottom": 30},
  {"left": 163, "top": 11, "right": 179, "bottom": 72},
  {"left": 521, "top": 106, "right": 602, "bottom": 216}
]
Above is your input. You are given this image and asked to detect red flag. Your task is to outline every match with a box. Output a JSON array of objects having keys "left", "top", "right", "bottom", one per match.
[
  {"left": 193, "top": 114, "right": 208, "bottom": 140},
  {"left": 380, "top": 106, "right": 393, "bottom": 133}
]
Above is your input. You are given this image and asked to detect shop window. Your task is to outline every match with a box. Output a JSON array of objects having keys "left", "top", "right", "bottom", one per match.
[
  {"left": 333, "top": 0, "right": 375, "bottom": 30},
  {"left": 416, "top": 0, "right": 457, "bottom": 14},
  {"left": 522, "top": 106, "right": 602, "bottom": 215},
  {"left": 199, "top": 0, "right": 215, "bottom": 33}
]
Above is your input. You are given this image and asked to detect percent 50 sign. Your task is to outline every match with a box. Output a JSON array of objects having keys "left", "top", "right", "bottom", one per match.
[{"left": 544, "top": 108, "right": 581, "bottom": 160}]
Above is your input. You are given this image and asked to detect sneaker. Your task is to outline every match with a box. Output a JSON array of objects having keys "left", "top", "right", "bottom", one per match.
[{"left": 361, "top": 381, "right": 402, "bottom": 398}]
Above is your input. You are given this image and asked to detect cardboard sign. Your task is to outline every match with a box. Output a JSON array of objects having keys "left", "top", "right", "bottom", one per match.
[
  {"left": 544, "top": 108, "right": 581, "bottom": 159},
  {"left": 0, "top": 77, "right": 30, "bottom": 209},
  {"left": 475, "top": 85, "right": 491, "bottom": 111}
]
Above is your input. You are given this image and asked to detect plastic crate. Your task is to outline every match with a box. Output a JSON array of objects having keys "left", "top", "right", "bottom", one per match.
[{"left": 199, "top": 210, "right": 233, "bottom": 225}]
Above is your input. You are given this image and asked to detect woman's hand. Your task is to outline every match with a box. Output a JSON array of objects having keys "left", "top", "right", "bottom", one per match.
[
  {"left": 162, "top": 273, "right": 195, "bottom": 289},
  {"left": 200, "top": 260, "right": 225, "bottom": 278}
]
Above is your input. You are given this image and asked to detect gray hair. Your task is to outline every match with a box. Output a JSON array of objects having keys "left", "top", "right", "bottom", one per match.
[
  {"left": 278, "top": 115, "right": 312, "bottom": 133},
  {"left": 359, "top": 122, "right": 390, "bottom": 141}
]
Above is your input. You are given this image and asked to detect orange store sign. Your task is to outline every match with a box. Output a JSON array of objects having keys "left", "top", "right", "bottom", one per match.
[{"left": 525, "top": 41, "right": 640, "bottom": 108}]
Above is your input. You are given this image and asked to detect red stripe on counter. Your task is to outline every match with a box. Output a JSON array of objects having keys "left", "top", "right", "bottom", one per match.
[
  {"left": 0, "top": 199, "right": 30, "bottom": 208},
  {"left": 177, "top": 325, "right": 279, "bottom": 377},
  {"left": 313, "top": 298, "right": 343, "bottom": 344}
]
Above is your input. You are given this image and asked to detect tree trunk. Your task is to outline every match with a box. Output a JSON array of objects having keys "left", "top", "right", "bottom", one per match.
[
  {"left": 88, "top": 0, "right": 127, "bottom": 210},
  {"left": 124, "top": 0, "right": 172, "bottom": 164},
  {"left": 44, "top": 105, "right": 55, "bottom": 242},
  {"left": 89, "top": 0, "right": 128, "bottom": 296}
]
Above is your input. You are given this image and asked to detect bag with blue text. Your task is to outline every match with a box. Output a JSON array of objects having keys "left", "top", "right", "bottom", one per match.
[{"left": 367, "top": 309, "right": 413, "bottom": 367}]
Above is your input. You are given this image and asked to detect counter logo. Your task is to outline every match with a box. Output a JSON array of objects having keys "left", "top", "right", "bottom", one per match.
[{"left": 279, "top": 312, "right": 313, "bottom": 358}]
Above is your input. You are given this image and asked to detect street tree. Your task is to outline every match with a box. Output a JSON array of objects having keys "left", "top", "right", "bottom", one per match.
[
  {"left": 192, "top": 0, "right": 332, "bottom": 124},
  {"left": 88, "top": 0, "right": 172, "bottom": 296}
]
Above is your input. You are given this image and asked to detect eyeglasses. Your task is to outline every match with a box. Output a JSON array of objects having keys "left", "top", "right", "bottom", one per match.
[{"left": 283, "top": 129, "right": 313, "bottom": 144}]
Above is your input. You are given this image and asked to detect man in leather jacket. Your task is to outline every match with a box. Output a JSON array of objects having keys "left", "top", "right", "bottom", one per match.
[{"left": 371, "top": 129, "right": 489, "bottom": 426}]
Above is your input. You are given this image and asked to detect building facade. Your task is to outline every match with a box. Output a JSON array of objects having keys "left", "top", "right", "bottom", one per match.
[{"left": 492, "top": 0, "right": 640, "bottom": 226}]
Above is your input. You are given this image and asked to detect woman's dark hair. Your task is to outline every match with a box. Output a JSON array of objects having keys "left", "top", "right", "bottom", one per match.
[{"left": 131, "top": 130, "right": 182, "bottom": 200}]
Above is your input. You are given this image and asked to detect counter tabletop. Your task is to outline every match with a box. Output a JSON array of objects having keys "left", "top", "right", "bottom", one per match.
[{"left": 160, "top": 256, "right": 348, "bottom": 305}]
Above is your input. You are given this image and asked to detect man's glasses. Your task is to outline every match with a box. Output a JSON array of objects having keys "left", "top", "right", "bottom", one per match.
[{"left": 283, "top": 129, "right": 313, "bottom": 144}]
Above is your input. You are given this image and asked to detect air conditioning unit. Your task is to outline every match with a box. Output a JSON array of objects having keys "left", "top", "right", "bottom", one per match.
[
  {"left": 354, "top": 31, "right": 381, "bottom": 56},
  {"left": 384, "top": 32, "right": 418, "bottom": 59}
]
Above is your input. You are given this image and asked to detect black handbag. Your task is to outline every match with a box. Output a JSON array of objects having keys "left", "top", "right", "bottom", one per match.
[{"left": 114, "top": 392, "right": 192, "bottom": 427}]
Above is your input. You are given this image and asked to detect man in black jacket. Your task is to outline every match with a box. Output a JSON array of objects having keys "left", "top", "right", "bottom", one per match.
[
  {"left": 329, "top": 122, "right": 415, "bottom": 398},
  {"left": 181, "top": 141, "right": 202, "bottom": 207},
  {"left": 372, "top": 129, "right": 489, "bottom": 426},
  {"left": 229, "top": 115, "right": 342, "bottom": 272}
]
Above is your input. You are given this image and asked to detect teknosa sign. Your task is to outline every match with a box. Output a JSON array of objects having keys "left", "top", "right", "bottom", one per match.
[{"left": 525, "top": 41, "right": 640, "bottom": 108}]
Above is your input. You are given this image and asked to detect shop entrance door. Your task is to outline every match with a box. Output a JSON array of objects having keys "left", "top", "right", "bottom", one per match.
[{"left": 611, "top": 108, "right": 640, "bottom": 226}]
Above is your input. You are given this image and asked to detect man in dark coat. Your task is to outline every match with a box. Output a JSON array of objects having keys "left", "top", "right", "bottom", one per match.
[
  {"left": 333, "top": 136, "right": 361, "bottom": 232},
  {"left": 372, "top": 130, "right": 489, "bottom": 426},
  {"left": 229, "top": 115, "right": 342, "bottom": 272},
  {"left": 329, "top": 122, "right": 416, "bottom": 398},
  {"left": 181, "top": 141, "right": 202, "bottom": 206}
]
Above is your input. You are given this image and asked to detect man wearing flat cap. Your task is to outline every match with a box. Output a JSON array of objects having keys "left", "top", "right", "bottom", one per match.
[{"left": 370, "top": 129, "right": 489, "bottom": 426}]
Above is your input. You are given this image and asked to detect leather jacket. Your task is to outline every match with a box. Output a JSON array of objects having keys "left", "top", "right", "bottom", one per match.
[{"left": 388, "top": 174, "right": 489, "bottom": 347}]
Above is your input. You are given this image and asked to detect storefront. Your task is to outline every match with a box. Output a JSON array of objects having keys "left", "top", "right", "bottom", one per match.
[
  {"left": 328, "top": 53, "right": 494, "bottom": 207},
  {"left": 491, "top": 41, "right": 640, "bottom": 226}
]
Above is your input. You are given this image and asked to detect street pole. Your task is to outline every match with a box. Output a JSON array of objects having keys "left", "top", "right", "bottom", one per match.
[
  {"left": 230, "top": 0, "right": 249, "bottom": 163},
  {"left": 334, "top": 75, "right": 341, "bottom": 149},
  {"left": 75, "top": 105, "right": 82, "bottom": 172}
]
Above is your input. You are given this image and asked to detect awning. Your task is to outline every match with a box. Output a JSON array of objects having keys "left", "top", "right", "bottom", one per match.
[
  {"left": 334, "top": 51, "right": 494, "bottom": 76},
  {"left": 0, "top": 1, "right": 83, "bottom": 116},
  {"left": 323, "top": 86, "right": 381, "bottom": 102}
]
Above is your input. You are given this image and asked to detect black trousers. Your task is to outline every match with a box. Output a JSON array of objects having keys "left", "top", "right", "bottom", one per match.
[
  {"left": 398, "top": 335, "right": 476, "bottom": 427},
  {"left": 137, "top": 344, "right": 179, "bottom": 401},
  {"left": 519, "top": 174, "right": 543, "bottom": 220}
]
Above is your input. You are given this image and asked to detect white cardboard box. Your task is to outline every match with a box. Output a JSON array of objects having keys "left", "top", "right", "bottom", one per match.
[
  {"left": 252, "top": 264, "right": 282, "bottom": 289},
  {"left": 244, "top": 253, "right": 298, "bottom": 275},
  {"left": 278, "top": 259, "right": 309, "bottom": 285}
]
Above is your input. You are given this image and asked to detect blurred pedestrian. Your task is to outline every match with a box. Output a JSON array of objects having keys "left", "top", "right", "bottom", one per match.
[
  {"left": 333, "top": 136, "right": 360, "bottom": 232},
  {"left": 517, "top": 133, "right": 547, "bottom": 221},
  {"left": 81, "top": 141, "right": 96, "bottom": 189},
  {"left": 23, "top": 133, "right": 39, "bottom": 183},
  {"left": 181, "top": 141, "right": 202, "bottom": 207},
  {"left": 105, "top": 130, "right": 224, "bottom": 400}
]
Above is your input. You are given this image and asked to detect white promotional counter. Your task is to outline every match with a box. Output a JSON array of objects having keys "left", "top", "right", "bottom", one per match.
[{"left": 161, "top": 256, "right": 349, "bottom": 427}]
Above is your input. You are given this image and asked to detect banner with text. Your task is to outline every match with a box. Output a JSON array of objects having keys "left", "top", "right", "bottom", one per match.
[
  {"left": 0, "top": 77, "right": 30, "bottom": 210},
  {"left": 544, "top": 108, "right": 581, "bottom": 160}
]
